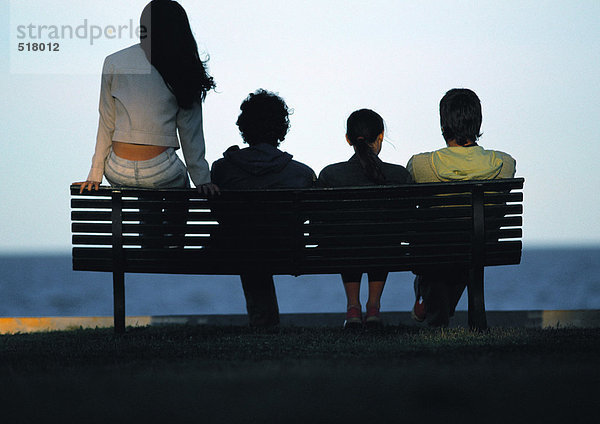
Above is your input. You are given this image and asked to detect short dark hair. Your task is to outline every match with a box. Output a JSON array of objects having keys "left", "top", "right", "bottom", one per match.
[
  {"left": 440, "top": 88, "right": 482, "bottom": 146},
  {"left": 236, "top": 89, "right": 291, "bottom": 146}
]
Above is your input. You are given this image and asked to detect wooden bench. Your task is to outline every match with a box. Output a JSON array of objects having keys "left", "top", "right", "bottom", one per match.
[{"left": 71, "top": 178, "right": 524, "bottom": 333}]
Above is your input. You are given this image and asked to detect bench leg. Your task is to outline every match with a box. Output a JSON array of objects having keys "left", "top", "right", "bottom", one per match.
[
  {"left": 467, "top": 266, "right": 487, "bottom": 331},
  {"left": 113, "top": 270, "right": 125, "bottom": 334}
]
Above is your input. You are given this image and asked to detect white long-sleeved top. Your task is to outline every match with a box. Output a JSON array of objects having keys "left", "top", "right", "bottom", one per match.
[{"left": 86, "top": 44, "right": 210, "bottom": 186}]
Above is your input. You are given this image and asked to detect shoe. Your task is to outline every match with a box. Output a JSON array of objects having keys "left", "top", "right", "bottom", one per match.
[
  {"left": 365, "top": 307, "right": 383, "bottom": 329},
  {"left": 411, "top": 298, "right": 426, "bottom": 322},
  {"left": 412, "top": 277, "right": 426, "bottom": 322},
  {"left": 344, "top": 306, "right": 363, "bottom": 329}
]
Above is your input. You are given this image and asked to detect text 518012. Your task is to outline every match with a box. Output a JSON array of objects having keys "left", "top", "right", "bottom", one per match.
[{"left": 18, "top": 42, "right": 60, "bottom": 52}]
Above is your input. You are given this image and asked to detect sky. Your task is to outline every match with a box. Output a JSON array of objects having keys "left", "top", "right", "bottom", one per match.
[{"left": 1, "top": 0, "right": 599, "bottom": 253}]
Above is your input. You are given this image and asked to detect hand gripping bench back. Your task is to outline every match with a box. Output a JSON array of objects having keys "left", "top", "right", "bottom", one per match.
[{"left": 71, "top": 178, "right": 524, "bottom": 333}]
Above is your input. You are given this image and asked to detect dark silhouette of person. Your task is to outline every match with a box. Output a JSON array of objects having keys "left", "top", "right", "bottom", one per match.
[
  {"left": 211, "top": 89, "right": 315, "bottom": 327},
  {"left": 407, "top": 88, "right": 516, "bottom": 326},
  {"left": 317, "top": 109, "right": 412, "bottom": 329}
]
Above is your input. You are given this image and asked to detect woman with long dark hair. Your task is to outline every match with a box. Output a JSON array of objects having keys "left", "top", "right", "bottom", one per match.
[
  {"left": 317, "top": 109, "right": 412, "bottom": 328},
  {"left": 74, "top": 0, "right": 217, "bottom": 194}
]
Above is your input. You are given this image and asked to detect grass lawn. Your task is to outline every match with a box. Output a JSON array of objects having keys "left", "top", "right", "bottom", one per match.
[{"left": 1, "top": 325, "right": 598, "bottom": 423}]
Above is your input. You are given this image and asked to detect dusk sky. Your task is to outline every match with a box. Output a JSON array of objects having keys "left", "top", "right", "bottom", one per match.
[{"left": 1, "top": 0, "right": 599, "bottom": 252}]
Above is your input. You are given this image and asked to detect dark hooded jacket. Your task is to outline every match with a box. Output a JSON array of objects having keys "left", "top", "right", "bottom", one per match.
[
  {"left": 211, "top": 143, "right": 315, "bottom": 189},
  {"left": 210, "top": 143, "right": 315, "bottom": 254}
]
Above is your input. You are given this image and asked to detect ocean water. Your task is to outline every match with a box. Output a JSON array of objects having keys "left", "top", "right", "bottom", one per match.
[{"left": 0, "top": 248, "right": 598, "bottom": 317}]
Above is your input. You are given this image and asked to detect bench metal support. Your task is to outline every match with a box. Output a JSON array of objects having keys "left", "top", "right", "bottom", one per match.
[
  {"left": 468, "top": 185, "right": 487, "bottom": 330},
  {"left": 111, "top": 190, "right": 125, "bottom": 334}
]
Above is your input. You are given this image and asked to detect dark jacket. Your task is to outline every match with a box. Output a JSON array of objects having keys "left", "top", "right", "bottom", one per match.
[
  {"left": 316, "top": 154, "right": 412, "bottom": 187},
  {"left": 211, "top": 143, "right": 315, "bottom": 189}
]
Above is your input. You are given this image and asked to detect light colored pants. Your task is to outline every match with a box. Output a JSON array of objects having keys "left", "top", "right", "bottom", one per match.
[{"left": 104, "top": 148, "right": 190, "bottom": 188}]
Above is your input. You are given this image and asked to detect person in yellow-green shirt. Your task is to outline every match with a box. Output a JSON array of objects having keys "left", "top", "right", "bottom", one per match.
[{"left": 407, "top": 88, "right": 516, "bottom": 326}]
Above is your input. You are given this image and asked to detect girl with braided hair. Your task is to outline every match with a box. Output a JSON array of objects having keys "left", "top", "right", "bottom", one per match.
[{"left": 317, "top": 109, "right": 412, "bottom": 328}]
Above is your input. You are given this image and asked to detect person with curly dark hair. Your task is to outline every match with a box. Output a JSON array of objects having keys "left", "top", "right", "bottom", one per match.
[
  {"left": 211, "top": 89, "right": 314, "bottom": 189},
  {"left": 211, "top": 89, "right": 315, "bottom": 327}
]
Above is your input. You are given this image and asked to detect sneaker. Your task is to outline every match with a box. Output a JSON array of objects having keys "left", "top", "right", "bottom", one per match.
[
  {"left": 344, "top": 306, "right": 363, "bottom": 329},
  {"left": 411, "top": 298, "right": 426, "bottom": 322},
  {"left": 365, "top": 307, "right": 383, "bottom": 329},
  {"left": 412, "top": 277, "right": 426, "bottom": 322}
]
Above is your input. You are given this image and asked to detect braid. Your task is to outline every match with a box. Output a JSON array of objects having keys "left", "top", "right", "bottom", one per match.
[
  {"left": 353, "top": 138, "right": 386, "bottom": 185},
  {"left": 346, "top": 109, "right": 387, "bottom": 185}
]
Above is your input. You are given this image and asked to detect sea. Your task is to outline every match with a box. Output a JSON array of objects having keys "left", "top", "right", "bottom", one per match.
[{"left": 0, "top": 247, "right": 598, "bottom": 317}]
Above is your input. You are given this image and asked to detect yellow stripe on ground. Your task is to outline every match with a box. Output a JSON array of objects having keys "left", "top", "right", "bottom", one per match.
[
  {"left": 541, "top": 310, "right": 600, "bottom": 328},
  {"left": 1, "top": 311, "right": 598, "bottom": 334},
  {"left": 0, "top": 316, "right": 152, "bottom": 334}
]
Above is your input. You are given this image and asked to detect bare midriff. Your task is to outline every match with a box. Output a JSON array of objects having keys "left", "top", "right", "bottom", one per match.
[{"left": 112, "top": 141, "right": 169, "bottom": 161}]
